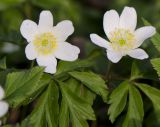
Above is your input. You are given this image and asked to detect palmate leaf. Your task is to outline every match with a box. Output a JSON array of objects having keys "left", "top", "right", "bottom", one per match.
[
  {"left": 122, "top": 85, "right": 144, "bottom": 127},
  {"left": 58, "top": 80, "right": 96, "bottom": 127},
  {"left": 5, "top": 67, "right": 50, "bottom": 107},
  {"left": 29, "top": 81, "right": 59, "bottom": 127},
  {"left": 108, "top": 81, "right": 129, "bottom": 123},
  {"left": 108, "top": 81, "right": 144, "bottom": 127},
  {"left": 59, "top": 78, "right": 95, "bottom": 127},
  {"left": 151, "top": 58, "right": 160, "bottom": 77},
  {"left": 69, "top": 71, "right": 108, "bottom": 102},
  {"left": 59, "top": 80, "right": 95, "bottom": 119}
]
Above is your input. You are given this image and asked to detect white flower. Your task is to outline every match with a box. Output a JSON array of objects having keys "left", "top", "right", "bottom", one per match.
[
  {"left": 0, "top": 86, "right": 9, "bottom": 124},
  {"left": 20, "top": 10, "right": 80, "bottom": 74},
  {"left": 90, "top": 6, "right": 156, "bottom": 63}
]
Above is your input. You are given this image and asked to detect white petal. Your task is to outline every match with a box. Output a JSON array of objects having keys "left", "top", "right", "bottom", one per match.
[
  {"left": 128, "top": 48, "right": 148, "bottom": 60},
  {"left": 38, "top": 10, "right": 53, "bottom": 32},
  {"left": 119, "top": 6, "right": 137, "bottom": 31},
  {"left": 54, "top": 42, "right": 80, "bottom": 61},
  {"left": 107, "top": 50, "right": 122, "bottom": 63},
  {"left": 53, "top": 20, "right": 74, "bottom": 42},
  {"left": 45, "top": 65, "right": 57, "bottom": 74},
  {"left": 36, "top": 56, "right": 57, "bottom": 67},
  {"left": 0, "top": 101, "right": 8, "bottom": 117},
  {"left": 25, "top": 43, "right": 37, "bottom": 60},
  {"left": 90, "top": 34, "right": 111, "bottom": 49},
  {"left": 20, "top": 20, "right": 37, "bottom": 42},
  {"left": 103, "top": 10, "right": 119, "bottom": 38},
  {"left": 134, "top": 26, "right": 156, "bottom": 48},
  {"left": 0, "top": 86, "right": 4, "bottom": 100}
]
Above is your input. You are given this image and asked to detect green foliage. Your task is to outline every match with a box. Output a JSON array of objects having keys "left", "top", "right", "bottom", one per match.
[
  {"left": 108, "top": 81, "right": 129, "bottom": 123},
  {"left": 131, "top": 61, "right": 158, "bottom": 80},
  {"left": 136, "top": 83, "right": 160, "bottom": 112},
  {"left": 5, "top": 67, "right": 50, "bottom": 107},
  {"left": 59, "top": 98, "right": 69, "bottom": 127},
  {"left": 143, "top": 18, "right": 160, "bottom": 54},
  {"left": 55, "top": 58, "right": 95, "bottom": 78},
  {"left": 143, "top": 19, "right": 160, "bottom": 78},
  {"left": 58, "top": 80, "right": 96, "bottom": 127},
  {"left": 108, "top": 81, "right": 144, "bottom": 127},
  {"left": 69, "top": 71, "right": 108, "bottom": 102},
  {"left": 151, "top": 33, "right": 160, "bottom": 53},
  {"left": 151, "top": 58, "right": 160, "bottom": 77},
  {"left": 29, "top": 82, "right": 59, "bottom": 127},
  {"left": 59, "top": 78, "right": 95, "bottom": 127},
  {"left": 122, "top": 85, "right": 144, "bottom": 127}
]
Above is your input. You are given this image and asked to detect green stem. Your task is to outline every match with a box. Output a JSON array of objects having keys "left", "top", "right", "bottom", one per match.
[
  {"left": 30, "top": 60, "right": 35, "bottom": 68},
  {"left": 105, "top": 61, "right": 113, "bottom": 81}
]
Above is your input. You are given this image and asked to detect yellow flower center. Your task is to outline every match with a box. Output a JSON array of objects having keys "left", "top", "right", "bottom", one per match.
[
  {"left": 109, "top": 28, "right": 136, "bottom": 52},
  {"left": 33, "top": 32, "right": 57, "bottom": 56}
]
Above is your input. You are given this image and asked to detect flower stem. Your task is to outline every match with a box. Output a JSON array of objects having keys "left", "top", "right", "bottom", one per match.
[
  {"left": 105, "top": 61, "right": 113, "bottom": 81},
  {"left": 30, "top": 60, "right": 35, "bottom": 68}
]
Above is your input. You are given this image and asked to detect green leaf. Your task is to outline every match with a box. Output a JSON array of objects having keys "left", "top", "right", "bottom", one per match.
[
  {"left": 142, "top": 18, "right": 151, "bottom": 26},
  {"left": 143, "top": 18, "right": 160, "bottom": 53},
  {"left": 0, "top": 57, "right": 6, "bottom": 69},
  {"left": 55, "top": 59, "right": 94, "bottom": 78},
  {"left": 58, "top": 80, "right": 96, "bottom": 127},
  {"left": 131, "top": 61, "right": 158, "bottom": 80},
  {"left": 151, "top": 33, "right": 160, "bottom": 52},
  {"left": 136, "top": 83, "right": 160, "bottom": 111},
  {"left": 5, "top": 67, "right": 50, "bottom": 107},
  {"left": 69, "top": 71, "right": 108, "bottom": 102},
  {"left": 46, "top": 82, "right": 59, "bottom": 127},
  {"left": 122, "top": 85, "right": 144, "bottom": 127},
  {"left": 59, "top": 98, "right": 69, "bottom": 127},
  {"left": 67, "top": 78, "right": 96, "bottom": 105},
  {"left": 151, "top": 58, "right": 160, "bottom": 77},
  {"left": 0, "top": 69, "right": 13, "bottom": 85},
  {"left": 70, "top": 111, "right": 89, "bottom": 127},
  {"left": 59, "top": 78, "right": 95, "bottom": 127},
  {"left": 136, "top": 83, "right": 160, "bottom": 124},
  {"left": 29, "top": 90, "right": 46, "bottom": 127},
  {"left": 108, "top": 81, "right": 129, "bottom": 123},
  {"left": 59, "top": 80, "right": 95, "bottom": 120},
  {"left": 30, "top": 81, "right": 59, "bottom": 127}
]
